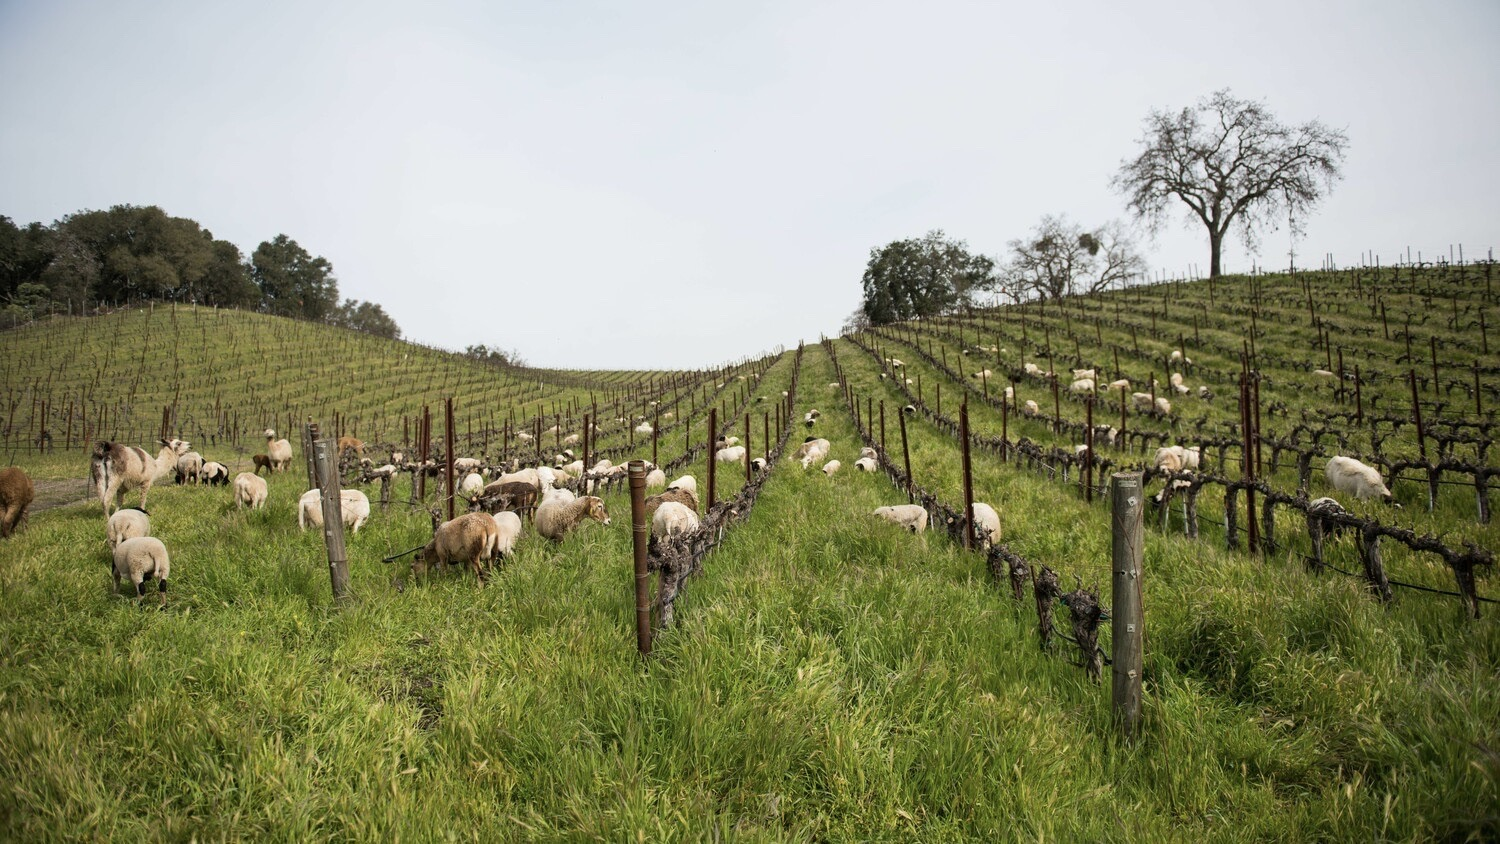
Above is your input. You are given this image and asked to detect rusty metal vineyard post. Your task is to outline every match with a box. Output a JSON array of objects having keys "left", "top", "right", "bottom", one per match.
[
  {"left": 628, "top": 461, "right": 652, "bottom": 657},
  {"left": 960, "top": 401, "right": 975, "bottom": 552}
]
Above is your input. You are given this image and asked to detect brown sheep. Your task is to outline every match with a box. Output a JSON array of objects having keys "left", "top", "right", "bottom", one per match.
[
  {"left": 0, "top": 467, "right": 35, "bottom": 538},
  {"left": 535, "top": 495, "right": 610, "bottom": 542},
  {"left": 644, "top": 487, "right": 699, "bottom": 519},
  {"left": 337, "top": 436, "right": 365, "bottom": 457},
  {"left": 252, "top": 454, "right": 274, "bottom": 476},
  {"left": 413, "top": 512, "right": 501, "bottom": 582},
  {"left": 478, "top": 480, "right": 539, "bottom": 522}
]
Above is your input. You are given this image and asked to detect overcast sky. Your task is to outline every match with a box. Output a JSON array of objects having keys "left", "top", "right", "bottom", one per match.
[{"left": 3, "top": 0, "right": 1496, "bottom": 369}]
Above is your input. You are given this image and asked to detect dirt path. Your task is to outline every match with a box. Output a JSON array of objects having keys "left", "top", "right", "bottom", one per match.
[{"left": 29, "top": 478, "right": 93, "bottom": 513}]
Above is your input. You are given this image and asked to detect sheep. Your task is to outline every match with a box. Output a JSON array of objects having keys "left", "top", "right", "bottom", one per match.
[
  {"left": 452, "top": 457, "right": 483, "bottom": 474},
  {"left": 750, "top": 457, "right": 767, "bottom": 473},
  {"left": 669, "top": 475, "right": 697, "bottom": 496},
  {"left": 796, "top": 437, "right": 831, "bottom": 469},
  {"left": 715, "top": 435, "right": 741, "bottom": 447},
  {"left": 635, "top": 421, "right": 654, "bottom": 434},
  {"left": 337, "top": 436, "right": 365, "bottom": 457},
  {"left": 112, "top": 536, "right": 171, "bottom": 607},
  {"left": 1169, "top": 372, "right": 1190, "bottom": 395},
  {"left": 0, "top": 467, "right": 35, "bottom": 538},
  {"left": 646, "top": 468, "right": 667, "bottom": 489},
  {"left": 902, "top": 404, "right": 916, "bottom": 415},
  {"left": 1023, "top": 362, "right": 1042, "bottom": 376},
  {"left": 264, "top": 429, "right": 293, "bottom": 472},
  {"left": 494, "top": 467, "right": 542, "bottom": 492},
  {"left": 106, "top": 507, "right": 151, "bottom": 550},
  {"left": 412, "top": 512, "right": 502, "bottom": 581},
  {"left": 298, "top": 488, "right": 372, "bottom": 533},
  {"left": 650, "top": 501, "right": 700, "bottom": 541},
  {"left": 1197, "top": 385, "right": 1213, "bottom": 400},
  {"left": 1131, "top": 392, "right": 1155, "bottom": 411},
  {"left": 1069, "top": 378, "right": 1095, "bottom": 394},
  {"left": 1153, "top": 446, "right": 1202, "bottom": 475},
  {"left": 822, "top": 459, "right": 842, "bottom": 476},
  {"left": 1313, "top": 369, "right": 1335, "bottom": 378},
  {"left": 458, "top": 471, "right": 486, "bottom": 499},
  {"left": 889, "top": 358, "right": 905, "bottom": 368},
  {"left": 491, "top": 511, "right": 523, "bottom": 560},
  {"left": 480, "top": 480, "right": 540, "bottom": 521},
  {"left": 1325, "top": 456, "right": 1396, "bottom": 504},
  {"left": 1170, "top": 350, "right": 1193, "bottom": 365},
  {"left": 91, "top": 438, "right": 190, "bottom": 514},
  {"left": 233, "top": 472, "right": 269, "bottom": 510},
  {"left": 860, "top": 446, "right": 878, "bottom": 460},
  {"left": 1023, "top": 400, "right": 1040, "bottom": 416},
  {"left": 872, "top": 504, "right": 928, "bottom": 533},
  {"left": 1108, "top": 379, "right": 1131, "bottom": 391},
  {"left": 854, "top": 457, "right": 878, "bottom": 472},
  {"left": 715, "top": 445, "right": 747, "bottom": 465},
  {"left": 561, "top": 433, "right": 581, "bottom": 446},
  {"left": 562, "top": 460, "right": 585, "bottom": 476},
  {"left": 198, "top": 461, "right": 229, "bottom": 486},
  {"left": 535, "top": 495, "right": 611, "bottom": 542},
  {"left": 1155, "top": 397, "right": 1173, "bottom": 414},
  {"left": 645, "top": 487, "right": 699, "bottom": 519},
  {"left": 542, "top": 485, "right": 576, "bottom": 505},
  {"left": 804, "top": 410, "right": 820, "bottom": 427},
  {"left": 1071, "top": 368, "right": 1096, "bottom": 381},
  {"left": 175, "top": 451, "right": 204, "bottom": 485},
  {"left": 515, "top": 431, "right": 535, "bottom": 443},
  {"left": 365, "top": 463, "right": 399, "bottom": 481},
  {"left": 1004, "top": 386, "right": 1015, "bottom": 401},
  {"left": 972, "top": 369, "right": 993, "bottom": 380},
  {"left": 954, "top": 502, "right": 1001, "bottom": 551},
  {"left": 252, "top": 454, "right": 274, "bottom": 475}
]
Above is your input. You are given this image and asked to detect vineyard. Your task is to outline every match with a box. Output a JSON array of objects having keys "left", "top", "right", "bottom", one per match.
[{"left": 0, "top": 264, "right": 1496, "bottom": 840}]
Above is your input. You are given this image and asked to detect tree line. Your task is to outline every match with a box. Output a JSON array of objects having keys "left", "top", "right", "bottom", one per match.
[
  {"left": 854, "top": 89, "right": 1348, "bottom": 328},
  {"left": 0, "top": 204, "right": 401, "bottom": 339}
]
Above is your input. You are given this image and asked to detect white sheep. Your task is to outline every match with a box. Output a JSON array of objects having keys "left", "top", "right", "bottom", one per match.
[
  {"left": 1325, "top": 456, "right": 1394, "bottom": 503},
  {"left": 872, "top": 504, "right": 928, "bottom": 533},
  {"left": 175, "top": 451, "right": 204, "bottom": 485},
  {"left": 963, "top": 502, "right": 1001, "bottom": 551},
  {"left": 669, "top": 475, "right": 697, "bottom": 496},
  {"left": 651, "top": 500, "right": 700, "bottom": 540},
  {"left": 822, "top": 459, "right": 842, "bottom": 476},
  {"left": 1023, "top": 400, "right": 1040, "bottom": 416},
  {"left": 1197, "top": 385, "right": 1213, "bottom": 399},
  {"left": 1313, "top": 369, "right": 1334, "bottom": 377},
  {"left": 112, "top": 536, "right": 171, "bottom": 606},
  {"left": 1071, "top": 368, "right": 1096, "bottom": 381},
  {"left": 860, "top": 446, "right": 878, "bottom": 460},
  {"left": 635, "top": 421, "right": 654, "bottom": 434},
  {"left": 1131, "top": 392, "right": 1155, "bottom": 412},
  {"left": 1170, "top": 350, "right": 1193, "bottom": 365},
  {"left": 795, "top": 437, "right": 831, "bottom": 469},
  {"left": 854, "top": 457, "right": 878, "bottom": 472},
  {"left": 90, "top": 438, "right": 190, "bottom": 514},
  {"left": 1069, "top": 378, "right": 1095, "bottom": 394},
  {"left": 1004, "top": 386, "right": 1015, "bottom": 401},
  {"left": 297, "top": 488, "right": 372, "bottom": 533},
  {"left": 715, "top": 445, "right": 747, "bottom": 465},
  {"left": 1153, "top": 446, "right": 1202, "bottom": 474},
  {"left": 264, "top": 429, "right": 293, "bottom": 472},
  {"left": 750, "top": 457, "right": 767, "bottom": 473},
  {"left": 972, "top": 369, "right": 993, "bottom": 380},
  {"left": 1155, "top": 397, "right": 1173, "bottom": 414},
  {"left": 452, "top": 457, "right": 483, "bottom": 474},
  {"left": 645, "top": 468, "right": 667, "bottom": 490},
  {"left": 1023, "top": 362, "right": 1042, "bottom": 377},
  {"left": 106, "top": 507, "right": 150, "bottom": 550},
  {"left": 535, "top": 495, "right": 611, "bottom": 542},
  {"left": 233, "top": 472, "right": 268, "bottom": 510},
  {"left": 491, "top": 511, "right": 522, "bottom": 559},
  {"left": 458, "top": 472, "right": 486, "bottom": 499},
  {"left": 1108, "top": 379, "right": 1131, "bottom": 391}
]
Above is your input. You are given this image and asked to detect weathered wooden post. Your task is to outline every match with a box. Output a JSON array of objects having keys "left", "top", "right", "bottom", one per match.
[
  {"left": 1110, "top": 473, "right": 1144, "bottom": 735},
  {"left": 303, "top": 419, "right": 318, "bottom": 490},
  {"left": 960, "top": 401, "right": 975, "bottom": 552},
  {"left": 628, "top": 460, "right": 652, "bottom": 656},
  {"left": 312, "top": 437, "right": 351, "bottom": 602}
]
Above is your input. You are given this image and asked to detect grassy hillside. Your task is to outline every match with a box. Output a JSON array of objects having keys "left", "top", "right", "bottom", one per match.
[{"left": 0, "top": 266, "right": 1496, "bottom": 840}]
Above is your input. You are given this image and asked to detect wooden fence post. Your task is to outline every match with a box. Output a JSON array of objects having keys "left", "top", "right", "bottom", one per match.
[
  {"left": 1111, "top": 475, "right": 1144, "bottom": 738},
  {"left": 628, "top": 460, "right": 652, "bottom": 656},
  {"left": 312, "top": 438, "right": 351, "bottom": 602}
]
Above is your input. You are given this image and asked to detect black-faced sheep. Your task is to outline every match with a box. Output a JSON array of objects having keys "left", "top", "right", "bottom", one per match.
[
  {"left": 264, "top": 429, "right": 293, "bottom": 472},
  {"left": 91, "top": 438, "right": 190, "bottom": 515},
  {"left": 112, "top": 536, "right": 170, "bottom": 607},
  {"left": 233, "top": 472, "right": 268, "bottom": 510},
  {"left": 535, "top": 495, "right": 611, "bottom": 542},
  {"left": 106, "top": 507, "right": 150, "bottom": 550},
  {"left": 0, "top": 467, "right": 35, "bottom": 538}
]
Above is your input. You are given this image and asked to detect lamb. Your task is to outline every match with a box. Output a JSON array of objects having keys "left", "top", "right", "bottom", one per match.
[
  {"left": 535, "top": 495, "right": 611, "bottom": 542},
  {"left": 822, "top": 459, "right": 842, "bottom": 476},
  {"left": 91, "top": 438, "right": 190, "bottom": 514},
  {"left": 337, "top": 436, "right": 365, "bottom": 457},
  {"left": 264, "top": 429, "right": 293, "bottom": 472},
  {"left": 491, "top": 511, "right": 523, "bottom": 559},
  {"left": 233, "top": 472, "right": 269, "bottom": 510},
  {"left": 252, "top": 454, "right": 273, "bottom": 475},
  {"left": 872, "top": 504, "right": 928, "bottom": 533},
  {"left": 796, "top": 437, "right": 831, "bottom": 469},
  {"left": 715, "top": 445, "right": 747, "bottom": 465},
  {"left": 413, "top": 512, "right": 502, "bottom": 581},
  {"left": 175, "top": 451, "right": 204, "bottom": 485},
  {"left": 112, "top": 536, "right": 171, "bottom": 606},
  {"left": 297, "top": 488, "right": 372, "bottom": 533},
  {"left": 1069, "top": 378, "right": 1095, "bottom": 394},
  {"left": 1325, "top": 456, "right": 1395, "bottom": 503},
  {"left": 106, "top": 507, "right": 151, "bottom": 550},
  {"left": 650, "top": 501, "right": 700, "bottom": 541},
  {"left": 0, "top": 467, "right": 35, "bottom": 538},
  {"left": 1071, "top": 368, "right": 1096, "bottom": 381},
  {"left": 645, "top": 487, "right": 699, "bottom": 519},
  {"left": 854, "top": 456, "right": 878, "bottom": 472},
  {"left": 198, "top": 461, "right": 230, "bottom": 486}
]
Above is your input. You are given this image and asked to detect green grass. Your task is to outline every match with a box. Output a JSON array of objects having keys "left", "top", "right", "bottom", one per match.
[{"left": 0, "top": 270, "right": 1497, "bottom": 840}]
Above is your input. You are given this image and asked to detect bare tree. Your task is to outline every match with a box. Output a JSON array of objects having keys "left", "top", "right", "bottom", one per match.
[
  {"left": 1112, "top": 89, "right": 1348, "bottom": 277},
  {"left": 1001, "top": 215, "right": 1144, "bottom": 301}
]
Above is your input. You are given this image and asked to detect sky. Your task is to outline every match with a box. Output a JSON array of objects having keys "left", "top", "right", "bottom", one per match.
[{"left": 2, "top": 0, "right": 1497, "bottom": 369}]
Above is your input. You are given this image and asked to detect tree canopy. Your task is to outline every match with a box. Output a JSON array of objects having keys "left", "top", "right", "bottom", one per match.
[
  {"left": 999, "top": 216, "right": 1144, "bottom": 301},
  {"left": 1112, "top": 89, "right": 1348, "bottom": 277},
  {"left": 859, "top": 230, "right": 995, "bottom": 326}
]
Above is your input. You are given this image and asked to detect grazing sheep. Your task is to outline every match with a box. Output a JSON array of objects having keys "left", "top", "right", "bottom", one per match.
[
  {"left": 1071, "top": 368, "right": 1096, "bottom": 381},
  {"left": 561, "top": 433, "right": 581, "bottom": 446},
  {"left": 1023, "top": 362, "right": 1043, "bottom": 377},
  {"left": 1108, "top": 378, "right": 1131, "bottom": 391},
  {"left": 91, "top": 438, "right": 190, "bottom": 514},
  {"left": 366, "top": 463, "right": 399, "bottom": 481},
  {"left": 1004, "top": 386, "right": 1015, "bottom": 401},
  {"left": 854, "top": 456, "right": 878, "bottom": 472},
  {"left": 1313, "top": 369, "right": 1334, "bottom": 378},
  {"left": 337, "top": 436, "right": 365, "bottom": 457},
  {"left": 651, "top": 501, "right": 700, "bottom": 540},
  {"left": 1169, "top": 372, "right": 1190, "bottom": 395},
  {"left": 535, "top": 495, "right": 611, "bottom": 542},
  {"left": 715, "top": 445, "right": 747, "bottom": 465},
  {"left": 646, "top": 468, "right": 667, "bottom": 489},
  {"left": 1131, "top": 392, "right": 1155, "bottom": 412},
  {"left": 669, "top": 475, "right": 698, "bottom": 496},
  {"left": 481, "top": 480, "right": 540, "bottom": 521},
  {"left": 1155, "top": 397, "right": 1173, "bottom": 414},
  {"left": 112, "top": 536, "right": 171, "bottom": 606},
  {"left": 1153, "top": 446, "right": 1203, "bottom": 474},
  {"left": 750, "top": 457, "right": 767, "bottom": 473},
  {"left": 233, "top": 472, "right": 269, "bottom": 510},
  {"left": 902, "top": 404, "right": 916, "bottom": 415},
  {"left": 264, "top": 429, "right": 293, "bottom": 472},
  {"left": 1023, "top": 400, "right": 1040, "bottom": 416},
  {"left": 0, "top": 467, "right": 35, "bottom": 538},
  {"left": 822, "top": 459, "right": 842, "bottom": 476},
  {"left": 715, "top": 435, "right": 741, "bottom": 448},
  {"left": 645, "top": 487, "right": 700, "bottom": 519},
  {"left": 175, "top": 451, "right": 204, "bottom": 485},
  {"left": 796, "top": 437, "right": 831, "bottom": 469},
  {"left": 1069, "top": 378, "right": 1095, "bottom": 394},
  {"left": 199, "top": 461, "right": 230, "bottom": 486},
  {"left": 972, "top": 369, "right": 993, "bottom": 380},
  {"left": 872, "top": 504, "right": 928, "bottom": 533},
  {"left": 298, "top": 488, "right": 372, "bottom": 533},
  {"left": 1325, "top": 456, "right": 1395, "bottom": 503},
  {"left": 252, "top": 454, "right": 274, "bottom": 475},
  {"left": 889, "top": 358, "right": 905, "bottom": 368},
  {"left": 804, "top": 410, "right": 821, "bottom": 428},
  {"left": 491, "top": 511, "right": 523, "bottom": 559},
  {"left": 515, "top": 431, "right": 534, "bottom": 443},
  {"left": 1170, "top": 350, "right": 1193, "bottom": 365},
  {"left": 957, "top": 502, "right": 1001, "bottom": 551},
  {"left": 106, "top": 507, "right": 151, "bottom": 550},
  {"left": 413, "top": 512, "right": 502, "bottom": 581},
  {"left": 451, "top": 457, "right": 483, "bottom": 475},
  {"left": 635, "top": 421, "right": 654, "bottom": 434},
  {"left": 859, "top": 446, "right": 877, "bottom": 460},
  {"left": 458, "top": 472, "right": 486, "bottom": 499},
  {"left": 1197, "top": 385, "right": 1213, "bottom": 400}
]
